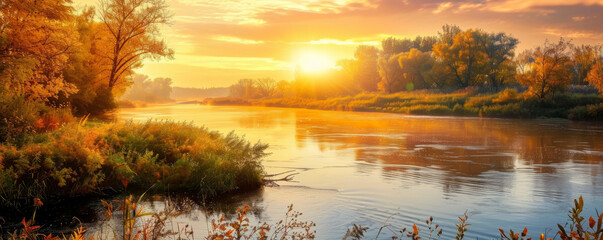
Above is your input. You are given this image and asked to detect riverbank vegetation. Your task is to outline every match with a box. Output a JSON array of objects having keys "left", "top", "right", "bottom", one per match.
[
  {"left": 206, "top": 88, "right": 603, "bottom": 120},
  {"left": 0, "top": 120, "right": 267, "bottom": 210},
  {"left": 2, "top": 195, "right": 601, "bottom": 240},
  {"left": 0, "top": 0, "right": 268, "bottom": 213},
  {"left": 213, "top": 26, "right": 603, "bottom": 120}
]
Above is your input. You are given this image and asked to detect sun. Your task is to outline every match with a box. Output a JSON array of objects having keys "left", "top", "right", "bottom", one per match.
[{"left": 296, "top": 52, "right": 335, "bottom": 73}]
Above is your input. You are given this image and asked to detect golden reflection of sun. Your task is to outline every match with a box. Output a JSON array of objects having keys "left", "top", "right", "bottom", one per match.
[{"left": 296, "top": 52, "right": 335, "bottom": 73}]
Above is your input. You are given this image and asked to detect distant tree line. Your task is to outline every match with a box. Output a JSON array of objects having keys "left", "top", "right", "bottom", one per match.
[{"left": 230, "top": 25, "right": 603, "bottom": 100}]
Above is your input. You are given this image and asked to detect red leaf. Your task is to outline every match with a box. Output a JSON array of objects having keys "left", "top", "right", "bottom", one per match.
[
  {"left": 589, "top": 216, "right": 596, "bottom": 229},
  {"left": 522, "top": 227, "right": 528, "bottom": 236}
]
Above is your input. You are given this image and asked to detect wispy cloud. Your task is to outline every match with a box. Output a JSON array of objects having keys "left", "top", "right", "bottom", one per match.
[
  {"left": 212, "top": 36, "right": 265, "bottom": 44},
  {"left": 433, "top": 2, "right": 453, "bottom": 14},
  {"left": 171, "top": 55, "right": 292, "bottom": 71},
  {"left": 292, "top": 38, "right": 379, "bottom": 46},
  {"left": 486, "top": 0, "right": 603, "bottom": 12}
]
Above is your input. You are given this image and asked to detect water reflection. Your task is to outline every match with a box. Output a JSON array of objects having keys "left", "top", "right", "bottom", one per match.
[{"left": 114, "top": 105, "right": 603, "bottom": 239}]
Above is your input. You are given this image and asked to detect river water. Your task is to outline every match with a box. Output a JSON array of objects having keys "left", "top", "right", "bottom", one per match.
[{"left": 111, "top": 104, "right": 603, "bottom": 239}]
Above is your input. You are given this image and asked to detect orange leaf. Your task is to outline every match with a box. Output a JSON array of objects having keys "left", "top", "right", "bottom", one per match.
[
  {"left": 522, "top": 227, "right": 528, "bottom": 236},
  {"left": 589, "top": 216, "right": 596, "bottom": 229},
  {"left": 413, "top": 224, "right": 419, "bottom": 235}
]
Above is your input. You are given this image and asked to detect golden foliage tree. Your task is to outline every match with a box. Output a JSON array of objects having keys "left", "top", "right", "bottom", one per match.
[
  {"left": 433, "top": 29, "right": 489, "bottom": 88},
  {"left": 98, "top": 0, "right": 174, "bottom": 91},
  {"left": 0, "top": 0, "right": 79, "bottom": 101},
  {"left": 353, "top": 45, "right": 380, "bottom": 92},
  {"left": 398, "top": 49, "right": 436, "bottom": 89},
  {"left": 378, "top": 53, "right": 405, "bottom": 93},
  {"left": 586, "top": 58, "right": 603, "bottom": 95},
  {"left": 572, "top": 45, "right": 600, "bottom": 85},
  {"left": 517, "top": 39, "right": 573, "bottom": 99}
]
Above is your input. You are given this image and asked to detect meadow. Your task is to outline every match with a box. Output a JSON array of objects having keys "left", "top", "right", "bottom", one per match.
[{"left": 204, "top": 89, "right": 603, "bottom": 121}]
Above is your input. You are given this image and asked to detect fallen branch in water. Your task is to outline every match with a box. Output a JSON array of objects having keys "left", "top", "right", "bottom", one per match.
[{"left": 263, "top": 170, "right": 299, "bottom": 186}]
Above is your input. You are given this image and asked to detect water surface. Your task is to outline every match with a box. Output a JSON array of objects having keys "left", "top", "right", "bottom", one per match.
[{"left": 114, "top": 104, "right": 603, "bottom": 239}]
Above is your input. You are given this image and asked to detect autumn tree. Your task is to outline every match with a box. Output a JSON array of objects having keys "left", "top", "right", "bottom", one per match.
[
  {"left": 0, "top": 0, "right": 79, "bottom": 102},
  {"left": 353, "top": 45, "right": 380, "bottom": 91},
  {"left": 398, "top": 49, "right": 436, "bottom": 89},
  {"left": 571, "top": 45, "right": 600, "bottom": 85},
  {"left": 586, "top": 58, "right": 603, "bottom": 95},
  {"left": 98, "top": 0, "right": 173, "bottom": 91},
  {"left": 483, "top": 33, "right": 519, "bottom": 90},
  {"left": 433, "top": 29, "right": 489, "bottom": 88},
  {"left": 62, "top": 8, "right": 117, "bottom": 115},
  {"left": 378, "top": 53, "right": 405, "bottom": 93},
  {"left": 381, "top": 36, "right": 437, "bottom": 57},
  {"left": 516, "top": 39, "right": 573, "bottom": 99}
]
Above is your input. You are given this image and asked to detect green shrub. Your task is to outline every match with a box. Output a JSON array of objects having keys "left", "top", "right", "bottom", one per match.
[
  {"left": 0, "top": 120, "right": 268, "bottom": 209},
  {"left": 569, "top": 103, "right": 603, "bottom": 120}
]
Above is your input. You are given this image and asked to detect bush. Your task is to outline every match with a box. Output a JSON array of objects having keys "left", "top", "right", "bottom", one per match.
[
  {"left": 0, "top": 93, "right": 74, "bottom": 144},
  {"left": 568, "top": 103, "right": 603, "bottom": 120},
  {"left": 0, "top": 120, "right": 268, "bottom": 209}
]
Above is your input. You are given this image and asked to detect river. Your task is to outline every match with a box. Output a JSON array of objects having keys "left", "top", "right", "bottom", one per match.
[{"left": 108, "top": 104, "right": 603, "bottom": 239}]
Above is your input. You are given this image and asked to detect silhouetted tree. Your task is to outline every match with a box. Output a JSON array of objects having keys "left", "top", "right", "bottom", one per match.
[
  {"left": 398, "top": 49, "right": 436, "bottom": 89},
  {"left": 378, "top": 53, "right": 405, "bottom": 93},
  {"left": 354, "top": 45, "right": 380, "bottom": 91}
]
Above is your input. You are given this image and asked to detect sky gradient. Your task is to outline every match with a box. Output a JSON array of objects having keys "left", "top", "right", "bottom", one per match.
[{"left": 75, "top": 0, "right": 603, "bottom": 88}]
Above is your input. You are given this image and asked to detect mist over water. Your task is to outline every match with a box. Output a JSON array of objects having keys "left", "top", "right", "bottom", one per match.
[{"left": 115, "top": 104, "right": 603, "bottom": 239}]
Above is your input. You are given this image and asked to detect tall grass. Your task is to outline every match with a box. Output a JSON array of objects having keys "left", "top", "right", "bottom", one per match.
[
  {"left": 0, "top": 120, "right": 267, "bottom": 210},
  {"left": 3, "top": 196, "right": 601, "bottom": 240},
  {"left": 203, "top": 89, "right": 603, "bottom": 120}
]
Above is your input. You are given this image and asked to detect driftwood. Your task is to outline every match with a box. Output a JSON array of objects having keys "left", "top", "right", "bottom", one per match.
[{"left": 263, "top": 170, "right": 299, "bottom": 186}]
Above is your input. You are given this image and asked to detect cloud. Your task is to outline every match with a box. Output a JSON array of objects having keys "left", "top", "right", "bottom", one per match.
[
  {"left": 486, "top": 0, "right": 603, "bottom": 12},
  {"left": 433, "top": 2, "right": 453, "bottom": 14},
  {"left": 572, "top": 16, "right": 586, "bottom": 21},
  {"left": 292, "top": 38, "right": 379, "bottom": 46},
  {"left": 171, "top": 55, "right": 292, "bottom": 71},
  {"left": 212, "top": 36, "right": 265, "bottom": 44}
]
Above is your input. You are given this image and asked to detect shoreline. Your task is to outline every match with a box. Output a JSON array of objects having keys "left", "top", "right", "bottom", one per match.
[{"left": 200, "top": 91, "right": 603, "bottom": 121}]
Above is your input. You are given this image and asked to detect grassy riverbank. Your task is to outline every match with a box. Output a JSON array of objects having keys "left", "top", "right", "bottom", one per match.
[
  {"left": 0, "top": 120, "right": 267, "bottom": 210},
  {"left": 204, "top": 89, "right": 603, "bottom": 120}
]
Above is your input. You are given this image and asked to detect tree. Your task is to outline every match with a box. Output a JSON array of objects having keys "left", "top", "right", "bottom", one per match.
[
  {"left": 353, "top": 45, "right": 380, "bottom": 91},
  {"left": 433, "top": 29, "right": 489, "bottom": 88},
  {"left": 381, "top": 37, "right": 413, "bottom": 57},
  {"left": 63, "top": 8, "right": 117, "bottom": 115},
  {"left": 122, "top": 74, "right": 173, "bottom": 102},
  {"left": 0, "top": 0, "right": 79, "bottom": 102},
  {"left": 586, "top": 58, "right": 603, "bottom": 95},
  {"left": 572, "top": 45, "right": 600, "bottom": 85},
  {"left": 517, "top": 39, "right": 573, "bottom": 99},
  {"left": 98, "top": 0, "right": 174, "bottom": 91},
  {"left": 398, "top": 49, "right": 436, "bottom": 89},
  {"left": 230, "top": 79, "right": 256, "bottom": 98},
  {"left": 484, "top": 33, "right": 519, "bottom": 90},
  {"left": 255, "top": 78, "right": 277, "bottom": 97},
  {"left": 381, "top": 36, "right": 438, "bottom": 57},
  {"left": 378, "top": 53, "right": 405, "bottom": 93}
]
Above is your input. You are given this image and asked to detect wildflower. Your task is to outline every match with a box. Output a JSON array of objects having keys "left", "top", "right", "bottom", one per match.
[{"left": 33, "top": 198, "right": 43, "bottom": 208}]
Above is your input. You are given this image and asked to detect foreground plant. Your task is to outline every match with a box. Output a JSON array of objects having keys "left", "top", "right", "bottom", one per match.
[{"left": 206, "top": 204, "right": 315, "bottom": 240}]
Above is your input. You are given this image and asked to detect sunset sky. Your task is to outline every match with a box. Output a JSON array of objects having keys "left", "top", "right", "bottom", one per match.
[{"left": 75, "top": 0, "right": 603, "bottom": 88}]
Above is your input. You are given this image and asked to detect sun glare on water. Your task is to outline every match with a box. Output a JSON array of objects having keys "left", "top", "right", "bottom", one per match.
[{"left": 296, "top": 52, "right": 335, "bottom": 73}]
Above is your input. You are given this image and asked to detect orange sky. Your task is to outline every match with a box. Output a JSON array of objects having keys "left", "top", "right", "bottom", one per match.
[{"left": 74, "top": 0, "right": 603, "bottom": 88}]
